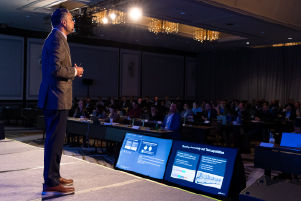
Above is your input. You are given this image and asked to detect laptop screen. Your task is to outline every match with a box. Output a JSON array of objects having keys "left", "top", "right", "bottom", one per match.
[{"left": 280, "top": 133, "right": 301, "bottom": 148}]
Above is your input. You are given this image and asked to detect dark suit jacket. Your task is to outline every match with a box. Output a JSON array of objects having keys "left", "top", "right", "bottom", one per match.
[
  {"left": 38, "top": 29, "right": 75, "bottom": 110},
  {"left": 162, "top": 112, "right": 181, "bottom": 131}
]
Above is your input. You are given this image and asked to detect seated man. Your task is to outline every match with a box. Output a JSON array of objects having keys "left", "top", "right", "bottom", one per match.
[
  {"left": 181, "top": 103, "right": 194, "bottom": 122},
  {"left": 201, "top": 103, "right": 217, "bottom": 122},
  {"left": 255, "top": 102, "right": 273, "bottom": 122},
  {"left": 162, "top": 103, "right": 181, "bottom": 139},
  {"left": 107, "top": 106, "right": 120, "bottom": 122},
  {"left": 192, "top": 101, "right": 202, "bottom": 115},
  {"left": 128, "top": 101, "right": 142, "bottom": 119},
  {"left": 149, "top": 105, "right": 161, "bottom": 121},
  {"left": 93, "top": 104, "right": 106, "bottom": 119},
  {"left": 283, "top": 104, "right": 296, "bottom": 121}
]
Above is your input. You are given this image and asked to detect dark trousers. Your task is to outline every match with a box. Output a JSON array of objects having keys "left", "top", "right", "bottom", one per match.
[{"left": 43, "top": 110, "right": 68, "bottom": 187}]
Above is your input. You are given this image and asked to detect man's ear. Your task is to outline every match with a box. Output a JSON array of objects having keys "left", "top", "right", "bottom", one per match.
[{"left": 61, "top": 19, "right": 67, "bottom": 27}]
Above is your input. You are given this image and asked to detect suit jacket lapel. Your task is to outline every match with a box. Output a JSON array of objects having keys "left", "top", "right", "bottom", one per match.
[
  {"left": 60, "top": 34, "right": 72, "bottom": 65},
  {"left": 53, "top": 29, "right": 72, "bottom": 65}
]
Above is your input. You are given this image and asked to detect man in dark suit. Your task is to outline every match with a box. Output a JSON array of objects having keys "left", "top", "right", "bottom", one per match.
[
  {"left": 38, "top": 8, "right": 84, "bottom": 195},
  {"left": 162, "top": 103, "right": 181, "bottom": 139}
]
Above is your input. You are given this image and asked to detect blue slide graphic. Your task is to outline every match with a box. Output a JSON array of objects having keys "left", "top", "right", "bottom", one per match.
[
  {"left": 116, "top": 133, "right": 172, "bottom": 179},
  {"left": 170, "top": 151, "right": 199, "bottom": 182},
  {"left": 164, "top": 140, "right": 238, "bottom": 197},
  {"left": 195, "top": 155, "right": 227, "bottom": 189}
]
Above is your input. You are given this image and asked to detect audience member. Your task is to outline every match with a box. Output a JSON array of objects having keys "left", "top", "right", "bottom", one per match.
[
  {"left": 73, "top": 99, "right": 88, "bottom": 118},
  {"left": 128, "top": 101, "right": 142, "bottom": 118},
  {"left": 107, "top": 106, "right": 120, "bottom": 122},
  {"left": 181, "top": 103, "right": 194, "bottom": 122},
  {"left": 295, "top": 101, "right": 301, "bottom": 118},
  {"left": 192, "top": 101, "right": 202, "bottom": 115},
  {"left": 93, "top": 104, "right": 106, "bottom": 119},
  {"left": 85, "top": 97, "right": 93, "bottom": 114},
  {"left": 201, "top": 103, "right": 217, "bottom": 122},
  {"left": 164, "top": 96, "right": 171, "bottom": 109},
  {"left": 153, "top": 96, "right": 159, "bottom": 106},
  {"left": 149, "top": 105, "right": 161, "bottom": 121},
  {"left": 162, "top": 103, "right": 181, "bottom": 132}
]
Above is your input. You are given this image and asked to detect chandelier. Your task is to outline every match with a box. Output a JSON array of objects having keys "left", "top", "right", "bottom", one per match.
[
  {"left": 162, "top": 21, "right": 179, "bottom": 34},
  {"left": 148, "top": 18, "right": 179, "bottom": 34},
  {"left": 89, "top": 8, "right": 220, "bottom": 42},
  {"left": 148, "top": 18, "right": 162, "bottom": 34},
  {"left": 92, "top": 9, "right": 125, "bottom": 25},
  {"left": 109, "top": 9, "right": 125, "bottom": 24},
  {"left": 193, "top": 28, "right": 219, "bottom": 42},
  {"left": 207, "top": 30, "right": 219, "bottom": 41}
]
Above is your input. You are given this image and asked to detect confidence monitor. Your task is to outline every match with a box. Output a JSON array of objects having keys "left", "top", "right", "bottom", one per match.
[
  {"left": 116, "top": 133, "right": 172, "bottom": 179},
  {"left": 164, "top": 141, "right": 238, "bottom": 198}
]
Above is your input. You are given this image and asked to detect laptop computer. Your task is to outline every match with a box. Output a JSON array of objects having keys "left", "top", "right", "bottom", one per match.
[{"left": 280, "top": 132, "right": 301, "bottom": 148}]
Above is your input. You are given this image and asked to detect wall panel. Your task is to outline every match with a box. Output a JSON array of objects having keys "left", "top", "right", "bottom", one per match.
[{"left": 0, "top": 34, "right": 24, "bottom": 100}]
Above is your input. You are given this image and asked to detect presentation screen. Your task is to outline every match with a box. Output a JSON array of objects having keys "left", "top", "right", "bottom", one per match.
[
  {"left": 116, "top": 133, "right": 173, "bottom": 179},
  {"left": 164, "top": 141, "right": 238, "bottom": 197}
]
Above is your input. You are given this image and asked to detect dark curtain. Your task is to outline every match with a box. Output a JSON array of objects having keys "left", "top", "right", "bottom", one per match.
[{"left": 196, "top": 45, "right": 301, "bottom": 103}]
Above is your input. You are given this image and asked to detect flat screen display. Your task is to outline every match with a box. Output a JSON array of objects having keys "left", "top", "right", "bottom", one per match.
[
  {"left": 116, "top": 133, "right": 173, "bottom": 179},
  {"left": 280, "top": 132, "right": 301, "bottom": 148},
  {"left": 164, "top": 141, "right": 238, "bottom": 197}
]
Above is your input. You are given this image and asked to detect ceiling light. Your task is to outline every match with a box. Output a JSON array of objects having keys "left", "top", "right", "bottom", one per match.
[
  {"left": 102, "top": 17, "right": 108, "bottom": 24},
  {"left": 128, "top": 7, "right": 142, "bottom": 21},
  {"left": 246, "top": 41, "right": 250, "bottom": 45},
  {"left": 288, "top": 37, "right": 293, "bottom": 40},
  {"left": 110, "top": 12, "right": 116, "bottom": 20}
]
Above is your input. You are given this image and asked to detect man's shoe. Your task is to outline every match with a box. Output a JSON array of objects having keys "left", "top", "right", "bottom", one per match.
[
  {"left": 59, "top": 177, "right": 74, "bottom": 186},
  {"left": 42, "top": 184, "right": 75, "bottom": 197}
]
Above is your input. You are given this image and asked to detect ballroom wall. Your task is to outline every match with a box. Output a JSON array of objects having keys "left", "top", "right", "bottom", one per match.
[
  {"left": 0, "top": 33, "right": 196, "bottom": 101},
  {"left": 2, "top": 32, "right": 301, "bottom": 104}
]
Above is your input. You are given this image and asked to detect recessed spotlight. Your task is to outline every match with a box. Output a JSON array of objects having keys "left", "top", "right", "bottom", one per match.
[
  {"left": 102, "top": 17, "right": 108, "bottom": 24},
  {"left": 288, "top": 37, "right": 293, "bottom": 40},
  {"left": 128, "top": 7, "right": 142, "bottom": 21},
  {"left": 246, "top": 41, "right": 250, "bottom": 45}
]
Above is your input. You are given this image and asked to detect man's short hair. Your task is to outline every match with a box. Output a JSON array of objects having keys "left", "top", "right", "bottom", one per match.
[{"left": 51, "top": 8, "right": 69, "bottom": 28}]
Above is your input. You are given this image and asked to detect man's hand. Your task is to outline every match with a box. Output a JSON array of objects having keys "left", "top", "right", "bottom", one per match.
[{"left": 74, "top": 64, "right": 84, "bottom": 77}]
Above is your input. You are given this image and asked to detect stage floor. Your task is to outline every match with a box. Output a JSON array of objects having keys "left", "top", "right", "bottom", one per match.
[{"left": 0, "top": 138, "right": 217, "bottom": 201}]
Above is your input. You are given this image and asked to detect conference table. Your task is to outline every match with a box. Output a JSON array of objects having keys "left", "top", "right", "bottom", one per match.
[
  {"left": 66, "top": 117, "right": 176, "bottom": 144},
  {"left": 181, "top": 124, "right": 215, "bottom": 143}
]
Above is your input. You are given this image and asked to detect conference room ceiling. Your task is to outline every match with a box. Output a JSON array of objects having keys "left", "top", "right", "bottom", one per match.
[{"left": 0, "top": 0, "right": 300, "bottom": 53}]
